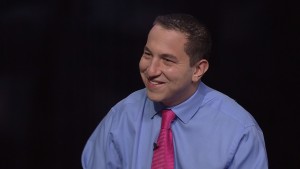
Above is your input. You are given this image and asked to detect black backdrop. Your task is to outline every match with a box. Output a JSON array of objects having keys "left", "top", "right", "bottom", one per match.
[{"left": 1, "top": 0, "right": 299, "bottom": 168}]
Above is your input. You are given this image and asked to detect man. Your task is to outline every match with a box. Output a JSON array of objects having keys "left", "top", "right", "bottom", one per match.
[{"left": 82, "top": 13, "right": 268, "bottom": 169}]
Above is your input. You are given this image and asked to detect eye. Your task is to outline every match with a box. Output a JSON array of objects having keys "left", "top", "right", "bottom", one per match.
[
  {"left": 144, "top": 51, "right": 151, "bottom": 55},
  {"left": 163, "top": 57, "right": 175, "bottom": 63},
  {"left": 164, "top": 58, "right": 171, "bottom": 62},
  {"left": 142, "top": 51, "right": 152, "bottom": 59},
  {"left": 161, "top": 54, "right": 177, "bottom": 64}
]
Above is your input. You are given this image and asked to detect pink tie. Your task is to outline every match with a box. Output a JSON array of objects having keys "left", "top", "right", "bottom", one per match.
[{"left": 151, "top": 109, "right": 176, "bottom": 169}]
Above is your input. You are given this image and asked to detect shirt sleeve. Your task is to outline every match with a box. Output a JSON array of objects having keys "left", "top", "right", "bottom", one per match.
[
  {"left": 81, "top": 109, "right": 122, "bottom": 169},
  {"left": 228, "top": 125, "right": 268, "bottom": 169}
]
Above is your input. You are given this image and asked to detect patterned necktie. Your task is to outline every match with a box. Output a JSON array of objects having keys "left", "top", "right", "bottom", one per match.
[{"left": 151, "top": 109, "right": 176, "bottom": 169}]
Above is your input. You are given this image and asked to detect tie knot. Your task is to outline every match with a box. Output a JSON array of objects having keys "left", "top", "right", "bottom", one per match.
[{"left": 161, "top": 109, "right": 176, "bottom": 129}]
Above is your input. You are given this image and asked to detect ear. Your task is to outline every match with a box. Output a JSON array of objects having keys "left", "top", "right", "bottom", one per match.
[{"left": 192, "top": 59, "right": 209, "bottom": 82}]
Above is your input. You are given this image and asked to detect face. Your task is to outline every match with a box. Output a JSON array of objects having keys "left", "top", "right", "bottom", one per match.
[{"left": 139, "top": 25, "right": 206, "bottom": 106}]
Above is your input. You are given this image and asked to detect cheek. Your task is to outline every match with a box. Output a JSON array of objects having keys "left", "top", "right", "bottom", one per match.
[
  {"left": 168, "top": 69, "right": 193, "bottom": 84},
  {"left": 139, "top": 58, "right": 148, "bottom": 72}
]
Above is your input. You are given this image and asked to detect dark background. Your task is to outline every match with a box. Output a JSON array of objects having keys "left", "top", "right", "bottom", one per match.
[{"left": 1, "top": 0, "right": 299, "bottom": 168}]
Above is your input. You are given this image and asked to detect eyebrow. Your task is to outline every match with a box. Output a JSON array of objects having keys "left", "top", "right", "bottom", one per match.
[
  {"left": 144, "top": 46, "right": 178, "bottom": 61},
  {"left": 144, "top": 46, "right": 151, "bottom": 53},
  {"left": 161, "top": 53, "right": 178, "bottom": 61}
]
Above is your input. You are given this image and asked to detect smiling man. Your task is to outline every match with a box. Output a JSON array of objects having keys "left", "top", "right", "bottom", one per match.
[
  {"left": 81, "top": 13, "right": 268, "bottom": 169},
  {"left": 139, "top": 23, "right": 208, "bottom": 107}
]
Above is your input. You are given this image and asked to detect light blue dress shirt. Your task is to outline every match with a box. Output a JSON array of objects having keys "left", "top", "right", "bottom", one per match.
[{"left": 82, "top": 82, "right": 268, "bottom": 169}]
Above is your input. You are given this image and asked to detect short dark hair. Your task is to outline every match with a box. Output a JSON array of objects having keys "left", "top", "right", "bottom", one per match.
[{"left": 153, "top": 13, "right": 212, "bottom": 66}]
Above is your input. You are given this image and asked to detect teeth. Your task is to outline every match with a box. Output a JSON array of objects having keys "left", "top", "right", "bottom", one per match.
[{"left": 150, "top": 81, "right": 160, "bottom": 85}]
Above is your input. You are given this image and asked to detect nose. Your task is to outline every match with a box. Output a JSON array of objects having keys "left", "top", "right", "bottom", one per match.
[{"left": 147, "top": 58, "right": 161, "bottom": 77}]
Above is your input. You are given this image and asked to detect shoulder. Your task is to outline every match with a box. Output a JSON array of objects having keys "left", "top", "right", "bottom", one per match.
[
  {"left": 102, "top": 88, "right": 148, "bottom": 122},
  {"left": 90, "top": 88, "right": 148, "bottom": 134},
  {"left": 113, "top": 88, "right": 147, "bottom": 111},
  {"left": 201, "top": 83, "right": 260, "bottom": 129}
]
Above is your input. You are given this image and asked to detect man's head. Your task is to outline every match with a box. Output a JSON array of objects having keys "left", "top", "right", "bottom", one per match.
[
  {"left": 139, "top": 13, "right": 211, "bottom": 106},
  {"left": 153, "top": 13, "right": 212, "bottom": 66}
]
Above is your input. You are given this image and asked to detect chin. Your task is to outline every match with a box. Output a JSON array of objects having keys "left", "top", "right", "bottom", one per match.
[{"left": 146, "top": 90, "right": 163, "bottom": 103}]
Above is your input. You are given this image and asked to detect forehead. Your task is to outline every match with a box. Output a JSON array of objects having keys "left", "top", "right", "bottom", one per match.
[
  {"left": 148, "top": 25, "right": 187, "bottom": 42},
  {"left": 147, "top": 25, "right": 188, "bottom": 55}
]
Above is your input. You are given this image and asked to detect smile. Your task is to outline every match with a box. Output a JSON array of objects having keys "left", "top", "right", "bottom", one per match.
[{"left": 147, "top": 79, "right": 165, "bottom": 89}]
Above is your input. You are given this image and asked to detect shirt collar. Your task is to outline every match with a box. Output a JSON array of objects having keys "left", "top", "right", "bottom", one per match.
[
  {"left": 148, "top": 101, "right": 165, "bottom": 119},
  {"left": 171, "top": 82, "right": 206, "bottom": 124},
  {"left": 150, "top": 82, "right": 208, "bottom": 124}
]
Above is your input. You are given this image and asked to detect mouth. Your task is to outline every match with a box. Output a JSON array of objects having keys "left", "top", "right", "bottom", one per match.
[{"left": 147, "top": 79, "right": 165, "bottom": 89}]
